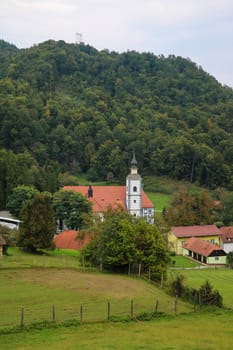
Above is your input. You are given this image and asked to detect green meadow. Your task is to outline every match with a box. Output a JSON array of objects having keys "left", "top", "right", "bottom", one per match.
[
  {"left": 1, "top": 311, "right": 233, "bottom": 350},
  {"left": 1, "top": 249, "right": 233, "bottom": 349}
]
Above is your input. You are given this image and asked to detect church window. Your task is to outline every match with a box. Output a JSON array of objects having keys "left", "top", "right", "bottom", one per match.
[
  {"left": 133, "top": 186, "right": 137, "bottom": 192},
  {"left": 134, "top": 200, "right": 136, "bottom": 203}
]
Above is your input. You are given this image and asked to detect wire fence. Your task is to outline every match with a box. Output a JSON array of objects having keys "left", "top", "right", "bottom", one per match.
[{"left": 0, "top": 296, "right": 187, "bottom": 330}]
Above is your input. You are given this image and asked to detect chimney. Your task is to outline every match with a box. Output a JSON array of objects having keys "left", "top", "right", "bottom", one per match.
[{"left": 87, "top": 185, "right": 93, "bottom": 198}]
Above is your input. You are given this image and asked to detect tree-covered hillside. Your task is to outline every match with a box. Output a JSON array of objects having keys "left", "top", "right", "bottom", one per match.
[{"left": 0, "top": 39, "right": 233, "bottom": 207}]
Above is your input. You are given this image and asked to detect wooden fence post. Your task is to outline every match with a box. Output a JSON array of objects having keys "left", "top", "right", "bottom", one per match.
[
  {"left": 80, "top": 304, "right": 83, "bottom": 323},
  {"left": 52, "top": 305, "right": 56, "bottom": 322},
  {"left": 107, "top": 301, "right": 110, "bottom": 321},
  {"left": 20, "top": 307, "right": 24, "bottom": 327},
  {"left": 155, "top": 300, "right": 159, "bottom": 313},
  {"left": 148, "top": 268, "right": 151, "bottom": 281},
  {"left": 130, "top": 300, "right": 134, "bottom": 318},
  {"left": 174, "top": 295, "right": 178, "bottom": 314}
]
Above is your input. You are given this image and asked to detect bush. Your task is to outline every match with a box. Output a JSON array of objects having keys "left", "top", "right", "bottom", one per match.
[{"left": 169, "top": 276, "right": 223, "bottom": 308}]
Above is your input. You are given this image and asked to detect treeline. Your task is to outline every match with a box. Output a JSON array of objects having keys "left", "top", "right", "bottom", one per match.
[{"left": 0, "top": 39, "right": 233, "bottom": 207}]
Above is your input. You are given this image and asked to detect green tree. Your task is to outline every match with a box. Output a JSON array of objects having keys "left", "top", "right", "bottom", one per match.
[
  {"left": 53, "top": 190, "right": 91, "bottom": 230},
  {"left": 6, "top": 185, "right": 39, "bottom": 217},
  {"left": 199, "top": 280, "right": 223, "bottom": 307},
  {"left": 222, "top": 192, "right": 233, "bottom": 225},
  {"left": 81, "top": 207, "right": 170, "bottom": 280},
  {"left": 134, "top": 218, "right": 170, "bottom": 280},
  {"left": 164, "top": 189, "right": 213, "bottom": 226},
  {"left": 18, "top": 193, "right": 55, "bottom": 252}
]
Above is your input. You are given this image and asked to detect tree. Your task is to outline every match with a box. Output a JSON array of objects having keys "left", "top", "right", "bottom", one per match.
[
  {"left": 18, "top": 193, "right": 55, "bottom": 252},
  {"left": 164, "top": 189, "right": 213, "bottom": 226},
  {"left": 134, "top": 218, "right": 170, "bottom": 280},
  {"left": 199, "top": 280, "right": 223, "bottom": 307},
  {"left": 81, "top": 207, "right": 170, "bottom": 280},
  {"left": 6, "top": 185, "right": 39, "bottom": 217},
  {"left": 222, "top": 192, "right": 233, "bottom": 225},
  {"left": 52, "top": 190, "right": 91, "bottom": 230}
]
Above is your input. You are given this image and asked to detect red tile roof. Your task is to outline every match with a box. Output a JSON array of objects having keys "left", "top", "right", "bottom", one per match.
[
  {"left": 63, "top": 186, "right": 153, "bottom": 212},
  {"left": 183, "top": 237, "right": 225, "bottom": 257},
  {"left": 171, "top": 225, "right": 222, "bottom": 238},
  {"left": 54, "top": 230, "right": 91, "bottom": 250},
  {"left": 220, "top": 226, "right": 233, "bottom": 243}
]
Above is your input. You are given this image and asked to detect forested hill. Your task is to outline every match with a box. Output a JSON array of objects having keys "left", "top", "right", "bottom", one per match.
[{"left": 0, "top": 39, "right": 233, "bottom": 206}]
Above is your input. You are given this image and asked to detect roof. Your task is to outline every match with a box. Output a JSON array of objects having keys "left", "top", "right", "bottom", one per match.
[
  {"left": 54, "top": 230, "right": 91, "bottom": 250},
  {"left": 220, "top": 226, "right": 233, "bottom": 244},
  {"left": 63, "top": 186, "right": 154, "bottom": 212},
  {"left": 171, "top": 225, "right": 222, "bottom": 238},
  {"left": 0, "top": 235, "right": 6, "bottom": 245},
  {"left": 183, "top": 237, "right": 225, "bottom": 257}
]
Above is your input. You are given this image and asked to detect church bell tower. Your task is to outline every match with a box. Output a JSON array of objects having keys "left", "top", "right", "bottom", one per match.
[{"left": 126, "top": 151, "right": 142, "bottom": 217}]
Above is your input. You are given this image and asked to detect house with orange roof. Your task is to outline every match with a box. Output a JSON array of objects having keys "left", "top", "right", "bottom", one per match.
[
  {"left": 168, "top": 225, "right": 222, "bottom": 255},
  {"left": 219, "top": 226, "right": 233, "bottom": 253},
  {"left": 63, "top": 152, "right": 154, "bottom": 224},
  {"left": 183, "top": 237, "right": 227, "bottom": 265},
  {"left": 54, "top": 230, "right": 91, "bottom": 250}
]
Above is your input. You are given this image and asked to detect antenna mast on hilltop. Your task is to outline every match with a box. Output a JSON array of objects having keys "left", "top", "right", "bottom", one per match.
[{"left": 76, "top": 32, "right": 83, "bottom": 44}]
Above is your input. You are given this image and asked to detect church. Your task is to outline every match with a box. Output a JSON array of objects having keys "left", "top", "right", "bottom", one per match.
[{"left": 64, "top": 153, "right": 154, "bottom": 223}]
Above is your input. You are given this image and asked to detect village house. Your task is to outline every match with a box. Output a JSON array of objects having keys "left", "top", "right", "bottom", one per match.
[
  {"left": 63, "top": 152, "right": 154, "bottom": 224},
  {"left": 219, "top": 226, "right": 233, "bottom": 253},
  {"left": 183, "top": 237, "right": 227, "bottom": 265},
  {"left": 168, "top": 225, "right": 223, "bottom": 255}
]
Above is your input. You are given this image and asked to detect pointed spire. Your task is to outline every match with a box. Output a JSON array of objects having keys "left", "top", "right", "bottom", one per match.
[{"left": 131, "top": 148, "right": 137, "bottom": 167}]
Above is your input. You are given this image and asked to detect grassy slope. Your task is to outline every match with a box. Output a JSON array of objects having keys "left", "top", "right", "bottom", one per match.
[
  {"left": 172, "top": 268, "right": 233, "bottom": 309},
  {"left": 0, "top": 267, "right": 192, "bottom": 328},
  {"left": 1, "top": 311, "right": 233, "bottom": 350},
  {"left": 1, "top": 250, "right": 233, "bottom": 349}
]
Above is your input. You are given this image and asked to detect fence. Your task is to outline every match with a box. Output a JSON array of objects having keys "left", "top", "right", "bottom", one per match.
[{"left": 0, "top": 297, "right": 184, "bottom": 330}]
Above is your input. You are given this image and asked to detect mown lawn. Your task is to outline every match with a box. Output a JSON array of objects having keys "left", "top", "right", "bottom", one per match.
[
  {"left": 1, "top": 310, "right": 233, "bottom": 350},
  {"left": 170, "top": 255, "right": 201, "bottom": 268},
  {"left": 0, "top": 247, "right": 81, "bottom": 269},
  {"left": 169, "top": 268, "right": 233, "bottom": 309},
  {"left": 147, "top": 192, "right": 171, "bottom": 211}
]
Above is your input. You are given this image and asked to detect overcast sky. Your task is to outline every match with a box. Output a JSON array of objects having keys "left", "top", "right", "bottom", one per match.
[{"left": 1, "top": 0, "right": 233, "bottom": 87}]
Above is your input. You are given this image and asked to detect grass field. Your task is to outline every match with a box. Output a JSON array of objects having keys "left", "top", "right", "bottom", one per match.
[
  {"left": 1, "top": 248, "right": 233, "bottom": 349},
  {"left": 0, "top": 267, "right": 192, "bottom": 329},
  {"left": 147, "top": 192, "right": 171, "bottom": 211},
  {"left": 170, "top": 255, "right": 201, "bottom": 268},
  {"left": 168, "top": 268, "right": 233, "bottom": 309},
  {"left": 1, "top": 310, "right": 233, "bottom": 350}
]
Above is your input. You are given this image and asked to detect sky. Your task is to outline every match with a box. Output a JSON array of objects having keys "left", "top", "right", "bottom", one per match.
[{"left": 1, "top": 0, "right": 233, "bottom": 87}]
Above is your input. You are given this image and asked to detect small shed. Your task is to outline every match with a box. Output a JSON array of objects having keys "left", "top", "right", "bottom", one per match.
[
  {"left": 183, "top": 237, "right": 227, "bottom": 265},
  {"left": 0, "top": 235, "right": 6, "bottom": 257}
]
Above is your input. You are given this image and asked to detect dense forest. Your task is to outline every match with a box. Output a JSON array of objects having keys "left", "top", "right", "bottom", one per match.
[{"left": 0, "top": 39, "right": 233, "bottom": 208}]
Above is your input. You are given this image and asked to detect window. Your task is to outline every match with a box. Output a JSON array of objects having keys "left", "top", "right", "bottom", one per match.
[
  {"left": 134, "top": 200, "right": 136, "bottom": 203},
  {"left": 210, "top": 239, "right": 215, "bottom": 244},
  {"left": 215, "top": 256, "right": 219, "bottom": 261},
  {"left": 133, "top": 186, "right": 137, "bottom": 192}
]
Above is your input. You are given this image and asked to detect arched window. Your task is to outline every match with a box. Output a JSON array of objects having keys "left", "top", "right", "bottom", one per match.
[{"left": 133, "top": 186, "right": 137, "bottom": 192}]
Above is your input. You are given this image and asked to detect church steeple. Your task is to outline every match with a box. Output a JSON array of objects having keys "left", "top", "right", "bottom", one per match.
[
  {"left": 130, "top": 148, "right": 138, "bottom": 175},
  {"left": 126, "top": 150, "right": 142, "bottom": 217}
]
